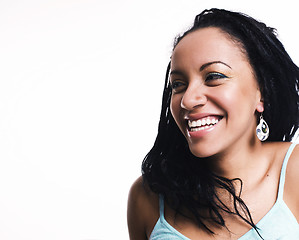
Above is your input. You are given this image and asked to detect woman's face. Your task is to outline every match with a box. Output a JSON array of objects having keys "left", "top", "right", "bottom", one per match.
[{"left": 170, "top": 27, "right": 263, "bottom": 158}]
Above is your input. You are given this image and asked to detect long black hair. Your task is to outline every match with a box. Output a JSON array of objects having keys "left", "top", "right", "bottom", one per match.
[{"left": 142, "top": 8, "right": 299, "bottom": 237}]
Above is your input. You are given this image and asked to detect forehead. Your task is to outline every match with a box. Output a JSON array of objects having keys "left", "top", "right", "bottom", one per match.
[{"left": 171, "top": 27, "right": 247, "bottom": 69}]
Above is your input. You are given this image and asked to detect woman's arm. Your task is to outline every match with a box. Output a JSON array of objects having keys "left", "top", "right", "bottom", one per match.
[{"left": 127, "top": 177, "right": 149, "bottom": 240}]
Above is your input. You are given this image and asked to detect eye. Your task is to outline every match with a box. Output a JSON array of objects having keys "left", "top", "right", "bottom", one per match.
[
  {"left": 205, "top": 72, "right": 228, "bottom": 82},
  {"left": 170, "top": 80, "right": 186, "bottom": 93}
]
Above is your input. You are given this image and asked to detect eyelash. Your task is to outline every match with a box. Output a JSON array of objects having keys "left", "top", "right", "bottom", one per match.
[
  {"left": 205, "top": 72, "right": 228, "bottom": 81},
  {"left": 170, "top": 81, "right": 185, "bottom": 90},
  {"left": 170, "top": 72, "right": 228, "bottom": 92}
]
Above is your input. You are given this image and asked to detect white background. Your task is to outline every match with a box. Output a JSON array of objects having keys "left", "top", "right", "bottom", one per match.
[{"left": 0, "top": 0, "right": 298, "bottom": 239}]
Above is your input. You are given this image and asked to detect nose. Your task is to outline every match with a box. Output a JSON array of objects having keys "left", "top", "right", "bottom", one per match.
[{"left": 180, "top": 83, "right": 207, "bottom": 110}]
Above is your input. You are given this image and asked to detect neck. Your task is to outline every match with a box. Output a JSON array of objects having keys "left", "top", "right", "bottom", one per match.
[{"left": 205, "top": 138, "right": 266, "bottom": 181}]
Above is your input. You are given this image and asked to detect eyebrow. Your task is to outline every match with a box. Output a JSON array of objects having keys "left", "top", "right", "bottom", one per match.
[
  {"left": 170, "top": 61, "right": 232, "bottom": 76},
  {"left": 200, "top": 61, "right": 232, "bottom": 71},
  {"left": 170, "top": 69, "right": 184, "bottom": 76}
]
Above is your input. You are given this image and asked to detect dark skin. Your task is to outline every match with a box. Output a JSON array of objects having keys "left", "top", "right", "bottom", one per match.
[
  {"left": 128, "top": 142, "right": 299, "bottom": 240},
  {"left": 127, "top": 28, "right": 299, "bottom": 240}
]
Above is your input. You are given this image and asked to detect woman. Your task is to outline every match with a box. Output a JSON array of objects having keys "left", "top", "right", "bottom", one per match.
[{"left": 127, "top": 8, "right": 299, "bottom": 239}]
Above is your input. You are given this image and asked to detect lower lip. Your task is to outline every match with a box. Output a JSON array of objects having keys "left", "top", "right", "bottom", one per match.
[{"left": 187, "top": 123, "right": 218, "bottom": 138}]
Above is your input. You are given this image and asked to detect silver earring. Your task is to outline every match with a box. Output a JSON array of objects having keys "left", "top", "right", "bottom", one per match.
[{"left": 256, "top": 114, "right": 269, "bottom": 141}]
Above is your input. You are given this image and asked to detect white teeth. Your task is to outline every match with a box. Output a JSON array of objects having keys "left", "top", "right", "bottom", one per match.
[
  {"left": 188, "top": 117, "right": 220, "bottom": 129},
  {"left": 191, "top": 121, "right": 197, "bottom": 128},
  {"left": 196, "top": 119, "right": 201, "bottom": 126}
]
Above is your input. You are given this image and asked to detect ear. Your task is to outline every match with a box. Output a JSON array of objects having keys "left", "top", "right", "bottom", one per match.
[
  {"left": 256, "top": 90, "right": 264, "bottom": 113},
  {"left": 256, "top": 102, "right": 264, "bottom": 113}
]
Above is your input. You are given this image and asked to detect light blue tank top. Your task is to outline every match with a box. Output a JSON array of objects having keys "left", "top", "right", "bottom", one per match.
[{"left": 150, "top": 143, "right": 299, "bottom": 240}]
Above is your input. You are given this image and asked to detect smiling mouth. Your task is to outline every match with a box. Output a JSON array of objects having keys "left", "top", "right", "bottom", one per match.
[{"left": 187, "top": 116, "right": 222, "bottom": 132}]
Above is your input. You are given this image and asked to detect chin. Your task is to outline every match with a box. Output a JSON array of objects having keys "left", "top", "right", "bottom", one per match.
[
  {"left": 187, "top": 138, "right": 227, "bottom": 159},
  {"left": 189, "top": 146, "right": 216, "bottom": 159}
]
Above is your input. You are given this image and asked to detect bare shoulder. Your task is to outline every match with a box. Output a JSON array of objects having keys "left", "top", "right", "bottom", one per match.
[
  {"left": 262, "top": 141, "right": 291, "bottom": 171},
  {"left": 282, "top": 142, "right": 299, "bottom": 220},
  {"left": 268, "top": 141, "right": 299, "bottom": 182},
  {"left": 284, "top": 141, "right": 299, "bottom": 191},
  {"left": 127, "top": 176, "right": 159, "bottom": 240},
  {"left": 261, "top": 142, "right": 299, "bottom": 220}
]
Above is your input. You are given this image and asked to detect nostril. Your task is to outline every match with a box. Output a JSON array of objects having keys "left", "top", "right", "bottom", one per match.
[
  {"left": 181, "top": 97, "right": 207, "bottom": 110},
  {"left": 180, "top": 84, "right": 207, "bottom": 110}
]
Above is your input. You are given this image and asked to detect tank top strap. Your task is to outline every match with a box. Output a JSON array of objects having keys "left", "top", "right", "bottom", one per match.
[
  {"left": 277, "top": 142, "right": 297, "bottom": 200},
  {"left": 159, "top": 194, "right": 165, "bottom": 218}
]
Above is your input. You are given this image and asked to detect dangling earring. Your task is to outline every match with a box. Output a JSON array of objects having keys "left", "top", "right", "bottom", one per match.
[{"left": 256, "top": 114, "right": 269, "bottom": 141}]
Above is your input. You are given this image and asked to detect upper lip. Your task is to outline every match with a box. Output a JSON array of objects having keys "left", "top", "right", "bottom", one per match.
[{"left": 184, "top": 112, "right": 223, "bottom": 121}]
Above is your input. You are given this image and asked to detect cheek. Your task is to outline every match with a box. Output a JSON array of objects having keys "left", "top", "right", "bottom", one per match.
[
  {"left": 170, "top": 95, "right": 182, "bottom": 123},
  {"left": 213, "top": 86, "right": 240, "bottom": 112},
  {"left": 217, "top": 84, "right": 259, "bottom": 120}
]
